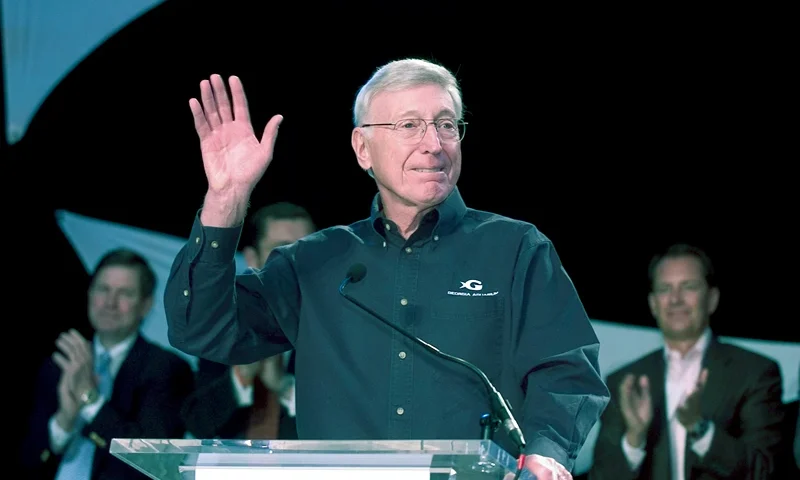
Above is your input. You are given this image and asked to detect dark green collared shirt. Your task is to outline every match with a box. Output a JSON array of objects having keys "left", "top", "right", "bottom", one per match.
[{"left": 165, "top": 187, "right": 610, "bottom": 470}]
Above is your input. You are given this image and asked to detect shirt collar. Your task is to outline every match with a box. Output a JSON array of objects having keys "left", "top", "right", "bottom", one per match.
[
  {"left": 663, "top": 327, "right": 712, "bottom": 361},
  {"left": 94, "top": 332, "right": 138, "bottom": 375},
  {"left": 369, "top": 186, "right": 467, "bottom": 239}
]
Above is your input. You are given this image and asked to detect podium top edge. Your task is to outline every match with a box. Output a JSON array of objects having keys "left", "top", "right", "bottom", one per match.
[{"left": 109, "top": 438, "right": 513, "bottom": 455}]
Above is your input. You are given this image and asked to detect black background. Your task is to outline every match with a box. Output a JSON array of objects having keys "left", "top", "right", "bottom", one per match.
[{"left": 4, "top": 1, "right": 796, "bottom": 444}]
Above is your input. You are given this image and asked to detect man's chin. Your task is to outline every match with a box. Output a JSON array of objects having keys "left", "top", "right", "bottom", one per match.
[
  {"left": 417, "top": 183, "right": 454, "bottom": 204},
  {"left": 662, "top": 326, "right": 701, "bottom": 342},
  {"left": 377, "top": 182, "right": 454, "bottom": 210},
  {"left": 91, "top": 320, "right": 121, "bottom": 331}
]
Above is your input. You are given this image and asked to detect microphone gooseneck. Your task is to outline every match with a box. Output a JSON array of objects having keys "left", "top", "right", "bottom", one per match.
[{"left": 338, "top": 263, "right": 527, "bottom": 453}]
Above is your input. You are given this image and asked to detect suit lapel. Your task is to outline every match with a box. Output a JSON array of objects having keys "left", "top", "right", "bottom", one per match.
[
  {"left": 698, "top": 336, "right": 732, "bottom": 418},
  {"left": 109, "top": 336, "right": 149, "bottom": 412},
  {"left": 648, "top": 351, "right": 667, "bottom": 426},
  {"left": 91, "top": 336, "right": 150, "bottom": 476},
  {"left": 644, "top": 352, "right": 674, "bottom": 480}
]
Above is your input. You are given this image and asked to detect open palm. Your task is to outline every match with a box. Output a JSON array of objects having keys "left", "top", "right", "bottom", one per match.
[
  {"left": 620, "top": 374, "right": 653, "bottom": 434},
  {"left": 190, "top": 74, "right": 283, "bottom": 195}
]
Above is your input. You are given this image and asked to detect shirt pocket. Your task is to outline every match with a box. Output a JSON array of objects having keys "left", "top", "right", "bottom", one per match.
[{"left": 425, "top": 295, "right": 506, "bottom": 421}]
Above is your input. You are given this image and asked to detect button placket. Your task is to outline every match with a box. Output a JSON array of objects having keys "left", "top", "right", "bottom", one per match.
[{"left": 387, "top": 235, "right": 420, "bottom": 439}]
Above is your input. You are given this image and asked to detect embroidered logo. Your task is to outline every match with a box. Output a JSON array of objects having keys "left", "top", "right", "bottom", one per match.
[
  {"left": 460, "top": 279, "right": 483, "bottom": 291},
  {"left": 448, "top": 279, "right": 499, "bottom": 297}
]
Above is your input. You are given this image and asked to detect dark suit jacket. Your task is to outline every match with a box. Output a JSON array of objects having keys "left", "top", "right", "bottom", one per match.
[
  {"left": 21, "top": 335, "right": 195, "bottom": 480},
  {"left": 180, "top": 355, "right": 298, "bottom": 440},
  {"left": 589, "top": 336, "right": 785, "bottom": 480}
]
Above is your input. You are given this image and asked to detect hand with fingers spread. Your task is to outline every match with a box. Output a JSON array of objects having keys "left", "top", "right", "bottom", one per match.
[
  {"left": 51, "top": 329, "right": 96, "bottom": 430},
  {"left": 618, "top": 373, "right": 653, "bottom": 448},
  {"left": 190, "top": 74, "right": 283, "bottom": 227}
]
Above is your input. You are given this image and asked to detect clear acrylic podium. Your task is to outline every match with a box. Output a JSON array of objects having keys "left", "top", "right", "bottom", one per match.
[{"left": 110, "top": 438, "right": 520, "bottom": 479}]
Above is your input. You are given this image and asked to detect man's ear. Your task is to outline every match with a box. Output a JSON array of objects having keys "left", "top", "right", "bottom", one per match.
[
  {"left": 243, "top": 246, "right": 261, "bottom": 269},
  {"left": 351, "top": 127, "right": 372, "bottom": 172},
  {"left": 647, "top": 292, "right": 658, "bottom": 318},
  {"left": 136, "top": 295, "right": 154, "bottom": 323},
  {"left": 707, "top": 286, "right": 720, "bottom": 315}
]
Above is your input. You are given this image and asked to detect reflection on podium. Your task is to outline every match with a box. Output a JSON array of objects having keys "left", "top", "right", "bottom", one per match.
[{"left": 110, "top": 438, "right": 520, "bottom": 479}]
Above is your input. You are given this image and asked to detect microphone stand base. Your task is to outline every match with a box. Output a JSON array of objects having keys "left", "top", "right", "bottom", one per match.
[{"left": 479, "top": 412, "right": 502, "bottom": 441}]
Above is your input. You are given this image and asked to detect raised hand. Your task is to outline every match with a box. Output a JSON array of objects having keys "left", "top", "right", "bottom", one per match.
[
  {"left": 53, "top": 329, "right": 95, "bottom": 400},
  {"left": 619, "top": 373, "right": 653, "bottom": 448},
  {"left": 54, "top": 371, "right": 80, "bottom": 431},
  {"left": 52, "top": 329, "right": 94, "bottom": 431},
  {"left": 676, "top": 368, "right": 708, "bottom": 429},
  {"left": 190, "top": 74, "right": 283, "bottom": 199}
]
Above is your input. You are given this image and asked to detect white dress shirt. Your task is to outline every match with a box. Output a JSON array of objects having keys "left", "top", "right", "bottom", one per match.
[{"left": 230, "top": 350, "right": 296, "bottom": 417}]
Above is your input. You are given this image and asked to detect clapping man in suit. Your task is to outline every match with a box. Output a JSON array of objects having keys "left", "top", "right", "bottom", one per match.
[
  {"left": 589, "top": 243, "right": 785, "bottom": 480},
  {"left": 21, "top": 248, "right": 195, "bottom": 479}
]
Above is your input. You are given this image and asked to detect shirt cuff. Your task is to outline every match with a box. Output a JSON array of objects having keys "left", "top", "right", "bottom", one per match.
[
  {"left": 48, "top": 415, "right": 74, "bottom": 454},
  {"left": 621, "top": 434, "right": 646, "bottom": 471},
  {"left": 523, "top": 436, "right": 571, "bottom": 471},
  {"left": 689, "top": 421, "right": 715, "bottom": 458},
  {"left": 188, "top": 211, "right": 243, "bottom": 265},
  {"left": 279, "top": 375, "right": 296, "bottom": 417},
  {"left": 231, "top": 367, "right": 254, "bottom": 407},
  {"left": 80, "top": 395, "right": 107, "bottom": 424}
]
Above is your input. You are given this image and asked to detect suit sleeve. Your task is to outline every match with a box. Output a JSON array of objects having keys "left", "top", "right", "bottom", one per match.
[
  {"left": 588, "top": 371, "right": 641, "bottom": 480},
  {"left": 794, "top": 407, "right": 800, "bottom": 470},
  {"left": 84, "top": 353, "right": 195, "bottom": 446},
  {"left": 181, "top": 360, "right": 249, "bottom": 439},
  {"left": 692, "top": 359, "right": 785, "bottom": 479},
  {"left": 511, "top": 232, "right": 611, "bottom": 472},
  {"left": 20, "top": 358, "right": 62, "bottom": 478}
]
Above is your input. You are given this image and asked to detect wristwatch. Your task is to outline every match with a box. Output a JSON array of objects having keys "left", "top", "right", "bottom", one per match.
[
  {"left": 688, "top": 418, "right": 711, "bottom": 441},
  {"left": 79, "top": 388, "right": 99, "bottom": 407}
]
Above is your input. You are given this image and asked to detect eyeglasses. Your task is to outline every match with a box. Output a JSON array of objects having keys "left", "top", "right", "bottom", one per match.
[{"left": 360, "top": 118, "right": 468, "bottom": 143}]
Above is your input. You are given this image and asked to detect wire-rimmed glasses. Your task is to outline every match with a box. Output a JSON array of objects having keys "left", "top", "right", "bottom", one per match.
[{"left": 360, "top": 118, "right": 467, "bottom": 144}]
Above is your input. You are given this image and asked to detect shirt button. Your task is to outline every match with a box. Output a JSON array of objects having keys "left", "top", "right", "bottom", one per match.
[
  {"left": 210, "top": 241, "right": 219, "bottom": 248},
  {"left": 385, "top": 224, "right": 391, "bottom": 231},
  {"left": 382, "top": 241, "right": 387, "bottom": 248},
  {"left": 405, "top": 247, "right": 412, "bottom": 253},
  {"left": 400, "top": 298, "right": 408, "bottom": 306},
  {"left": 183, "top": 289, "right": 189, "bottom": 296},
  {"left": 396, "top": 407, "right": 404, "bottom": 415},
  {"left": 433, "top": 235, "right": 439, "bottom": 241},
  {"left": 398, "top": 351, "right": 406, "bottom": 359},
  {"left": 195, "top": 237, "right": 201, "bottom": 244}
]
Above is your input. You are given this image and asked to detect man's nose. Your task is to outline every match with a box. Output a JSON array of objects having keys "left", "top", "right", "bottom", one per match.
[
  {"left": 419, "top": 123, "right": 443, "bottom": 153},
  {"left": 104, "top": 292, "right": 120, "bottom": 308},
  {"left": 668, "top": 289, "right": 685, "bottom": 304}
]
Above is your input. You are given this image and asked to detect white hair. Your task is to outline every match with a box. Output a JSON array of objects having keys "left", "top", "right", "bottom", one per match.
[{"left": 352, "top": 58, "right": 463, "bottom": 127}]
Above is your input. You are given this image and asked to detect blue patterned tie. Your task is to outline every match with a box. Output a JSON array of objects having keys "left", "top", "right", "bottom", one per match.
[
  {"left": 95, "top": 351, "right": 112, "bottom": 397},
  {"left": 55, "top": 350, "right": 112, "bottom": 480}
]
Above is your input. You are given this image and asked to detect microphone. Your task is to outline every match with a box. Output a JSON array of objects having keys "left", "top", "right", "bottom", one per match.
[{"left": 338, "top": 263, "right": 527, "bottom": 453}]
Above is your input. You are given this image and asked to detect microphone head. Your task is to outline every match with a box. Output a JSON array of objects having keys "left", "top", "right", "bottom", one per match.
[{"left": 347, "top": 263, "right": 367, "bottom": 283}]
